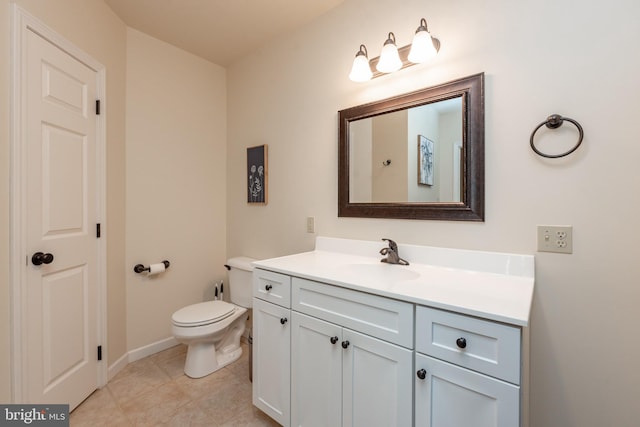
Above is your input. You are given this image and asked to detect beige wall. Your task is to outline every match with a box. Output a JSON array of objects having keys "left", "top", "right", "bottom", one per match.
[
  {"left": 228, "top": 0, "right": 640, "bottom": 426},
  {"left": 125, "top": 28, "right": 227, "bottom": 351},
  {"left": 372, "top": 110, "right": 407, "bottom": 201},
  {"left": 0, "top": 0, "right": 127, "bottom": 400}
]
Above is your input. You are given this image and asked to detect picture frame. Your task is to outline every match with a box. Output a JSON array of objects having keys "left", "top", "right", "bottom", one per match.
[
  {"left": 418, "top": 135, "right": 434, "bottom": 186},
  {"left": 247, "top": 144, "right": 268, "bottom": 204}
]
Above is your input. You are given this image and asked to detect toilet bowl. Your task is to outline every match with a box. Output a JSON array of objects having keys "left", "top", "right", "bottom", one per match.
[{"left": 171, "top": 257, "right": 255, "bottom": 378}]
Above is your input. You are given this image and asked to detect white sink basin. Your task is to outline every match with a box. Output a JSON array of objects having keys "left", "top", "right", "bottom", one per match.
[{"left": 335, "top": 263, "right": 420, "bottom": 282}]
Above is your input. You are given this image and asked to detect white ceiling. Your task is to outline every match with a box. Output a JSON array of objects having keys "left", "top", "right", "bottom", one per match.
[{"left": 104, "top": 0, "right": 345, "bottom": 67}]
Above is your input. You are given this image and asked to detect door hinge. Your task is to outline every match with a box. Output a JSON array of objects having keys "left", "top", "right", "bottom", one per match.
[
  {"left": 96, "top": 223, "right": 101, "bottom": 238},
  {"left": 97, "top": 345, "right": 102, "bottom": 361},
  {"left": 95, "top": 99, "right": 101, "bottom": 115}
]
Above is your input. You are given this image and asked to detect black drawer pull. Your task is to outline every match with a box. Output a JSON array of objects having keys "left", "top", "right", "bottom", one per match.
[
  {"left": 341, "top": 340, "right": 350, "bottom": 349},
  {"left": 456, "top": 338, "right": 467, "bottom": 349},
  {"left": 416, "top": 369, "right": 427, "bottom": 380},
  {"left": 280, "top": 317, "right": 288, "bottom": 325},
  {"left": 330, "top": 336, "right": 339, "bottom": 344},
  {"left": 265, "top": 284, "right": 273, "bottom": 291}
]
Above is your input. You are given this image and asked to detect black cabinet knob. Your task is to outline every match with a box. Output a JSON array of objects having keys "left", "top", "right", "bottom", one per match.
[
  {"left": 456, "top": 338, "right": 467, "bottom": 349},
  {"left": 265, "top": 284, "right": 273, "bottom": 291},
  {"left": 416, "top": 369, "right": 427, "bottom": 380},
  {"left": 341, "top": 340, "right": 350, "bottom": 349},
  {"left": 330, "top": 336, "right": 339, "bottom": 344},
  {"left": 32, "top": 252, "right": 54, "bottom": 266},
  {"left": 280, "top": 317, "right": 288, "bottom": 325}
]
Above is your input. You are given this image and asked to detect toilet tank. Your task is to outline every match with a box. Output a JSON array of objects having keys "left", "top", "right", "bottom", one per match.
[{"left": 226, "top": 256, "right": 256, "bottom": 308}]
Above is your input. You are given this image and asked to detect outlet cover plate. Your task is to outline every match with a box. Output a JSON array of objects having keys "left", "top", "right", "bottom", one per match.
[{"left": 537, "top": 225, "right": 573, "bottom": 254}]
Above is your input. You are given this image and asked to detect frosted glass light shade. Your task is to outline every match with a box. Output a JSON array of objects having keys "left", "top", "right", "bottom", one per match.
[
  {"left": 349, "top": 51, "right": 373, "bottom": 82},
  {"left": 376, "top": 34, "right": 402, "bottom": 73},
  {"left": 408, "top": 30, "right": 437, "bottom": 63}
]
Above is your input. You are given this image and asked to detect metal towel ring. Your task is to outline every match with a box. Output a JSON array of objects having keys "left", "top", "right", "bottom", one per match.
[{"left": 530, "top": 114, "right": 583, "bottom": 158}]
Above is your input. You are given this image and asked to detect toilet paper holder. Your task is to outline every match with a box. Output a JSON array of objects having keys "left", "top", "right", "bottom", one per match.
[{"left": 134, "top": 260, "right": 170, "bottom": 273}]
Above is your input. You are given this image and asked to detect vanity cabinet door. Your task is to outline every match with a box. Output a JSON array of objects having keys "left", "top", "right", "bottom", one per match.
[
  {"left": 342, "top": 330, "right": 413, "bottom": 427},
  {"left": 291, "top": 312, "right": 342, "bottom": 427},
  {"left": 414, "top": 353, "right": 520, "bottom": 427},
  {"left": 253, "top": 298, "right": 291, "bottom": 427}
]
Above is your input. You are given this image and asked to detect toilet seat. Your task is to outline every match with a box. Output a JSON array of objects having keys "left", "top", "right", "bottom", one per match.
[{"left": 172, "top": 301, "right": 236, "bottom": 327}]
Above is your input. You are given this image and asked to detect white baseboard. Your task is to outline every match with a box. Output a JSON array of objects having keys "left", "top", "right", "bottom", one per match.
[
  {"left": 127, "top": 336, "right": 178, "bottom": 363},
  {"left": 106, "top": 336, "right": 178, "bottom": 382},
  {"left": 107, "top": 352, "right": 128, "bottom": 382}
]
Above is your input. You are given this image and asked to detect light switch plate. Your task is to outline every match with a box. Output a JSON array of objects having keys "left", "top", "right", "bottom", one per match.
[
  {"left": 306, "top": 217, "right": 315, "bottom": 233},
  {"left": 537, "top": 225, "right": 573, "bottom": 254}
]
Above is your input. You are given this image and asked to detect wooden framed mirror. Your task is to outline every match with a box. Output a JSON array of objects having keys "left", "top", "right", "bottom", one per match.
[{"left": 338, "top": 73, "right": 484, "bottom": 221}]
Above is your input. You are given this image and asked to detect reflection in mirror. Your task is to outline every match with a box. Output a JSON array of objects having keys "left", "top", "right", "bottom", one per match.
[
  {"left": 349, "top": 97, "right": 462, "bottom": 203},
  {"left": 339, "top": 73, "right": 484, "bottom": 221}
]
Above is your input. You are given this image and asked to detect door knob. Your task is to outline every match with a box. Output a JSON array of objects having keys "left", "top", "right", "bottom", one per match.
[
  {"left": 330, "top": 336, "right": 339, "bottom": 344},
  {"left": 32, "top": 252, "right": 54, "bottom": 266},
  {"left": 341, "top": 340, "right": 350, "bottom": 349},
  {"left": 416, "top": 369, "right": 427, "bottom": 380}
]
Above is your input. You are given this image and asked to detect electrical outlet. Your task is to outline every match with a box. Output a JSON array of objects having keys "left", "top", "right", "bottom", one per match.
[
  {"left": 537, "top": 225, "right": 573, "bottom": 254},
  {"left": 306, "top": 217, "right": 315, "bottom": 233}
]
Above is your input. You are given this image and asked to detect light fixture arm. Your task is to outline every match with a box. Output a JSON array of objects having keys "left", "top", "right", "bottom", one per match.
[
  {"left": 384, "top": 32, "right": 397, "bottom": 46},
  {"left": 416, "top": 18, "right": 429, "bottom": 34},
  {"left": 355, "top": 44, "right": 368, "bottom": 58}
]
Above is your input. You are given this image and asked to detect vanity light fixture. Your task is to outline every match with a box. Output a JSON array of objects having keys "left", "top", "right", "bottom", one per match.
[
  {"left": 348, "top": 44, "right": 373, "bottom": 82},
  {"left": 376, "top": 32, "right": 403, "bottom": 73},
  {"left": 349, "top": 18, "right": 440, "bottom": 82},
  {"left": 408, "top": 18, "right": 438, "bottom": 63}
]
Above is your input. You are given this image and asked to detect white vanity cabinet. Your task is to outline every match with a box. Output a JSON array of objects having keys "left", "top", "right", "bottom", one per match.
[
  {"left": 291, "top": 277, "right": 414, "bottom": 427},
  {"left": 291, "top": 312, "right": 413, "bottom": 427},
  {"left": 252, "top": 270, "right": 292, "bottom": 427},
  {"left": 414, "top": 306, "right": 522, "bottom": 427},
  {"left": 251, "top": 237, "right": 533, "bottom": 427}
]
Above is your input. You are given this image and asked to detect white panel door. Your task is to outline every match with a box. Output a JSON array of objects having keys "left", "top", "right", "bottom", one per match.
[
  {"left": 414, "top": 353, "right": 520, "bottom": 427},
  {"left": 342, "top": 330, "right": 413, "bottom": 427},
  {"left": 252, "top": 298, "right": 291, "bottom": 426},
  {"left": 291, "top": 312, "right": 342, "bottom": 427},
  {"left": 25, "top": 28, "right": 99, "bottom": 409}
]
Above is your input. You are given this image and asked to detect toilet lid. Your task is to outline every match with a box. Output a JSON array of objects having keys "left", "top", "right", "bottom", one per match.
[{"left": 172, "top": 301, "right": 235, "bottom": 327}]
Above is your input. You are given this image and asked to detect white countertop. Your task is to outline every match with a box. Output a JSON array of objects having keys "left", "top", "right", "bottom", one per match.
[{"left": 252, "top": 237, "right": 535, "bottom": 327}]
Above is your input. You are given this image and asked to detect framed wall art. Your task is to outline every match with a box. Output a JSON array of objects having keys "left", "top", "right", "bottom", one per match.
[
  {"left": 418, "top": 135, "right": 434, "bottom": 186},
  {"left": 247, "top": 144, "right": 268, "bottom": 204}
]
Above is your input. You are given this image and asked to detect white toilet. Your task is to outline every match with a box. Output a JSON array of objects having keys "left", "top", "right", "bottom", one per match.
[{"left": 171, "top": 256, "right": 255, "bottom": 378}]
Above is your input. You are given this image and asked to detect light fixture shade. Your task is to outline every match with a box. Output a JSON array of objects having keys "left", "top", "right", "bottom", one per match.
[
  {"left": 349, "top": 45, "right": 372, "bottom": 82},
  {"left": 408, "top": 19, "right": 438, "bottom": 64},
  {"left": 376, "top": 32, "right": 402, "bottom": 73}
]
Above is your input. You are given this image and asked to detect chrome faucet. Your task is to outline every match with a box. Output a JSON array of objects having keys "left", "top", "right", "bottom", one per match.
[{"left": 379, "top": 238, "right": 410, "bottom": 266}]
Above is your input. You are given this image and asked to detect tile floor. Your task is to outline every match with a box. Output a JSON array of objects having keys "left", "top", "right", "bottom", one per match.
[{"left": 69, "top": 342, "right": 279, "bottom": 426}]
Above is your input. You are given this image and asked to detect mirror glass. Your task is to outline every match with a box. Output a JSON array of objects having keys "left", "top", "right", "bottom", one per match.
[
  {"left": 338, "top": 73, "right": 484, "bottom": 221},
  {"left": 348, "top": 97, "right": 463, "bottom": 203}
]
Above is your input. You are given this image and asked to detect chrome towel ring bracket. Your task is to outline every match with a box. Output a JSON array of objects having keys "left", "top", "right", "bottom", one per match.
[{"left": 530, "top": 114, "right": 584, "bottom": 158}]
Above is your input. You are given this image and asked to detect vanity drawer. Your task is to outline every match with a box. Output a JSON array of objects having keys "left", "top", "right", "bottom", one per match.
[
  {"left": 253, "top": 269, "right": 291, "bottom": 308},
  {"left": 292, "top": 277, "right": 414, "bottom": 348},
  {"left": 416, "top": 306, "right": 521, "bottom": 384}
]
